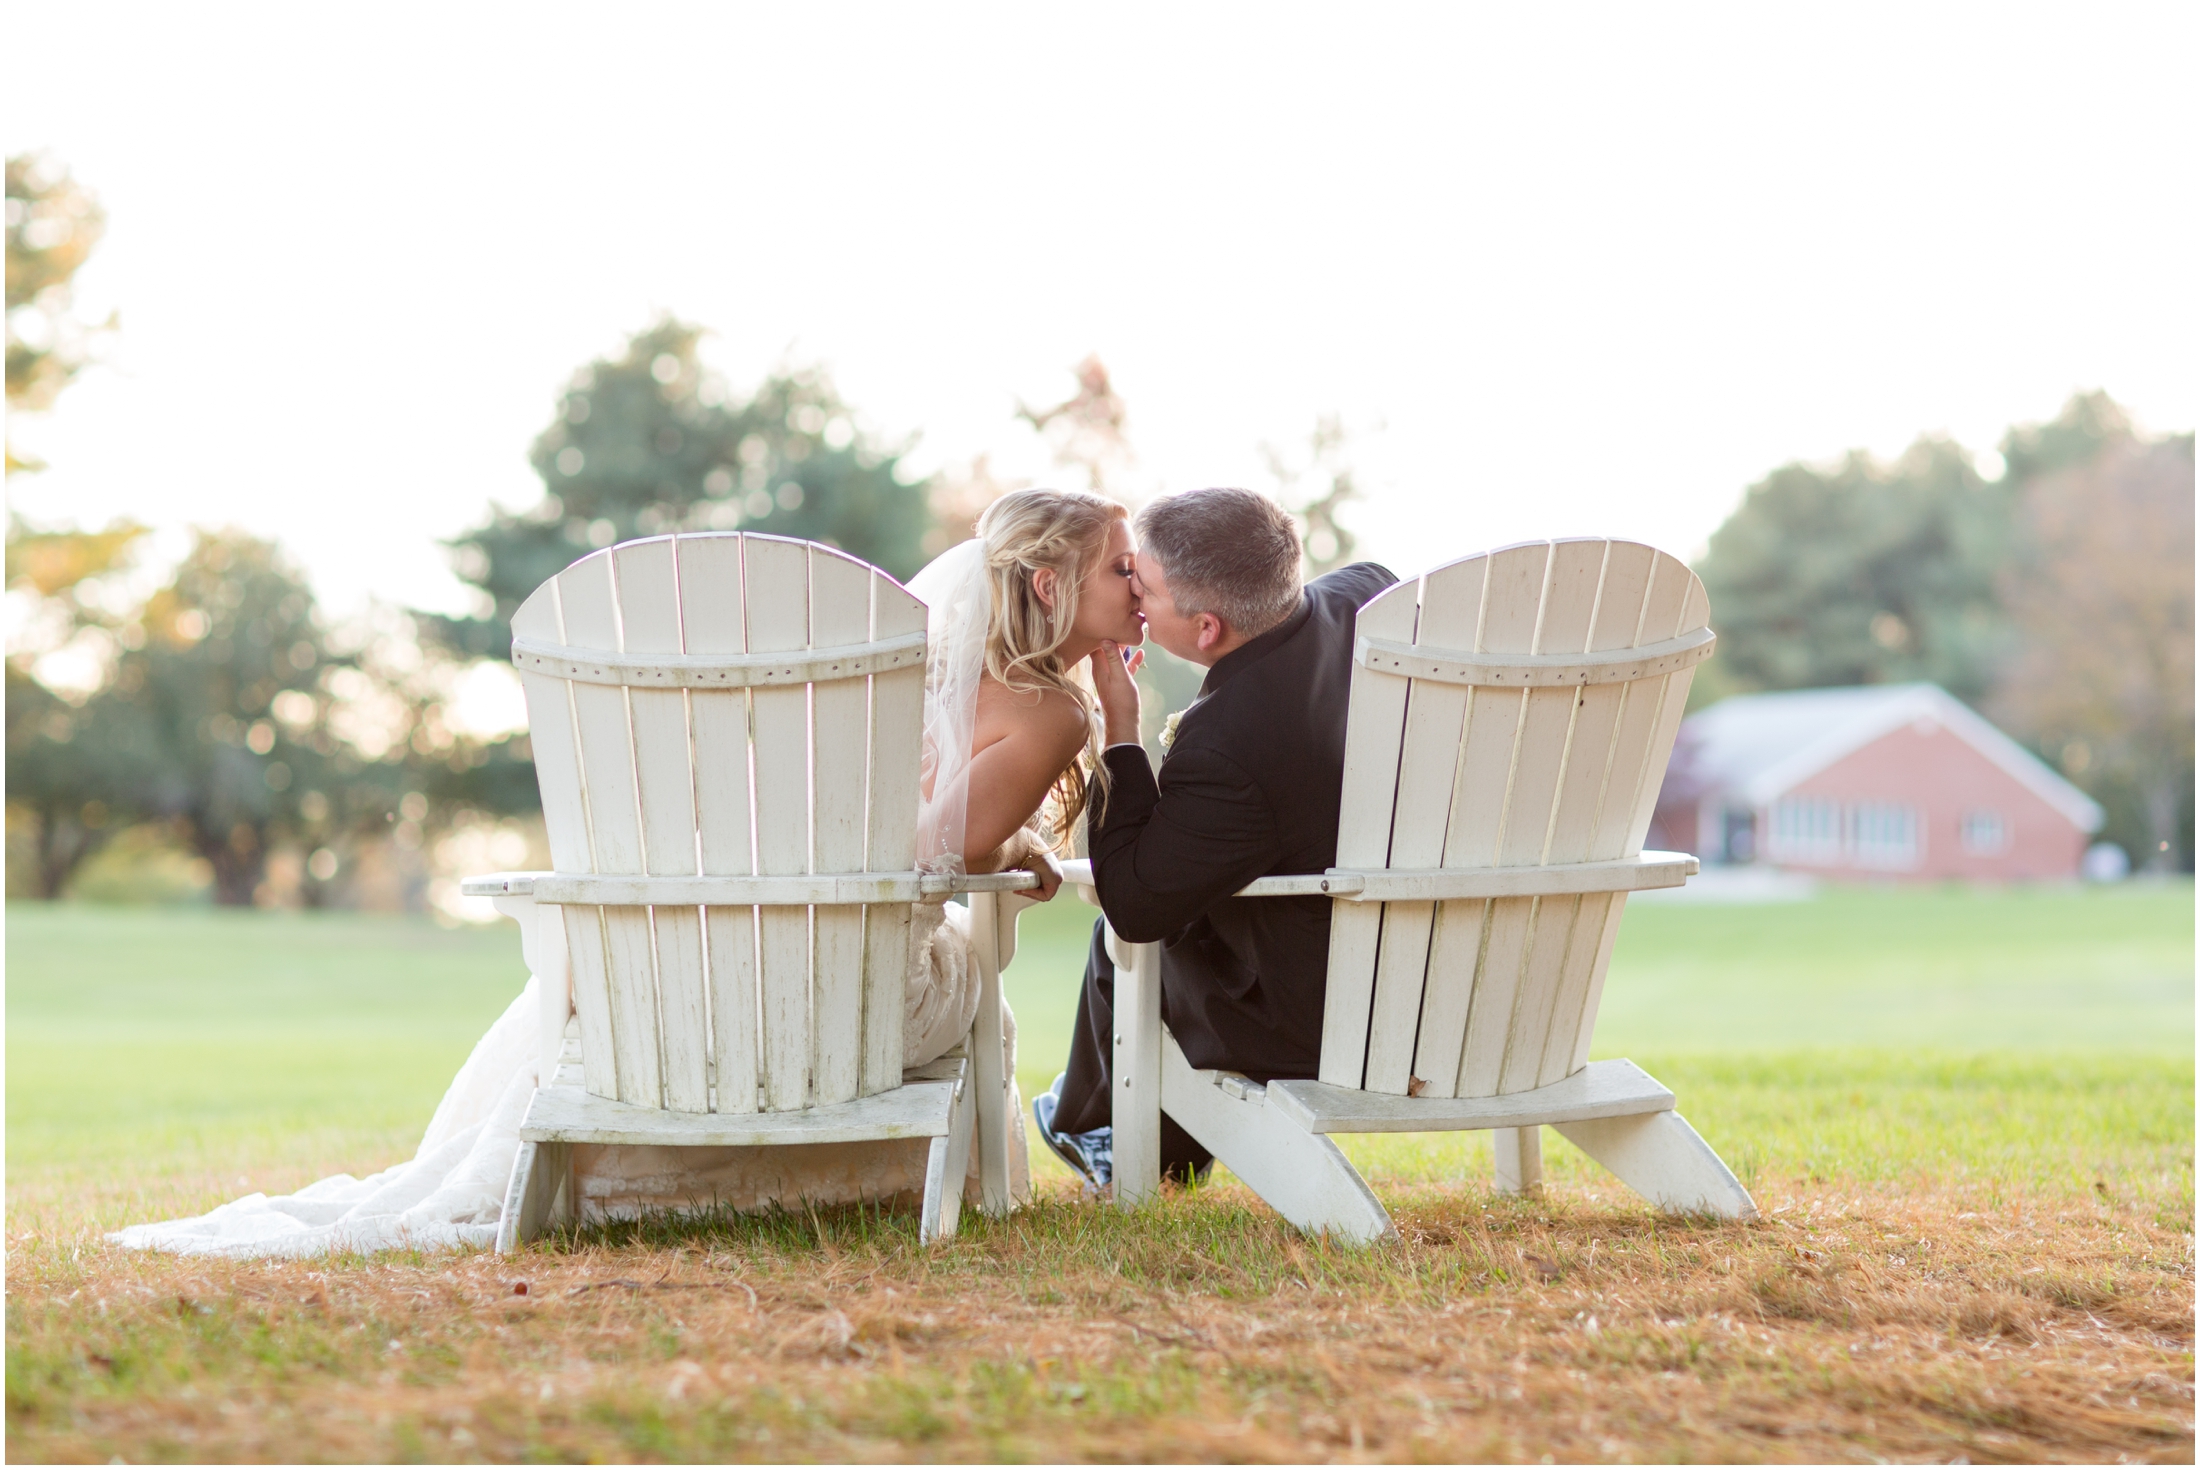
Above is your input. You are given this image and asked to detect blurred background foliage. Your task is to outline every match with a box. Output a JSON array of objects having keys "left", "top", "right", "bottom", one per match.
[
  {"left": 5, "top": 148, "right": 2192, "bottom": 907},
  {"left": 6, "top": 152, "right": 116, "bottom": 472}
]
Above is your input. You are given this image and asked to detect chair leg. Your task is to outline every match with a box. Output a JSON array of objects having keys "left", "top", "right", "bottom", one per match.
[
  {"left": 497, "top": 1137, "right": 574, "bottom": 1254},
  {"left": 967, "top": 892, "right": 1014, "bottom": 1217},
  {"left": 1158, "top": 1032, "right": 1396, "bottom": 1245},
  {"left": 920, "top": 1065, "right": 977, "bottom": 1244},
  {"left": 1493, "top": 1126, "right": 1544, "bottom": 1196},
  {"left": 1108, "top": 928, "right": 1165, "bottom": 1208},
  {"left": 1554, "top": 1109, "right": 1758, "bottom": 1220}
]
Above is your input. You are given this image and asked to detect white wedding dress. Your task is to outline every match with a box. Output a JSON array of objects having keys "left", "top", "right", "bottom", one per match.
[{"left": 110, "top": 541, "right": 1033, "bottom": 1259}]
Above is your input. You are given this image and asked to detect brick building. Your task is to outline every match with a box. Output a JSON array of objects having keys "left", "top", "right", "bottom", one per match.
[{"left": 1650, "top": 683, "right": 2102, "bottom": 881}]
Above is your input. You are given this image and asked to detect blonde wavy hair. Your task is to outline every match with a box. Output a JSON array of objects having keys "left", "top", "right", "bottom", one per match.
[{"left": 976, "top": 487, "right": 1129, "bottom": 846}]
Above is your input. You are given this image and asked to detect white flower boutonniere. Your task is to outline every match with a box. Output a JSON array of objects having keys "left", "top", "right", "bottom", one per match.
[{"left": 1159, "top": 710, "right": 1185, "bottom": 752}]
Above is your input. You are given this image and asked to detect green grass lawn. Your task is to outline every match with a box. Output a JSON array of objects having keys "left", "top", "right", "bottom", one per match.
[{"left": 6, "top": 883, "right": 2192, "bottom": 1236}]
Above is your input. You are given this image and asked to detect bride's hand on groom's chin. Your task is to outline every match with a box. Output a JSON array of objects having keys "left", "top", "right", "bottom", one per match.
[{"left": 1090, "top": 642, "right": 1143, "bottom": 747}]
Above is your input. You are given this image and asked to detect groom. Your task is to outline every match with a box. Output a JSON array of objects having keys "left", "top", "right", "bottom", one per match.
[{"left": 1034, "top": 487, "right": 1396, "bottom": 1185}]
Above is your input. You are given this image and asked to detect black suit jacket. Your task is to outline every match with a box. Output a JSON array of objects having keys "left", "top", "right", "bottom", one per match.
[{"left": 1088, "top": 562, "right": 1398, "bottom": 1078}]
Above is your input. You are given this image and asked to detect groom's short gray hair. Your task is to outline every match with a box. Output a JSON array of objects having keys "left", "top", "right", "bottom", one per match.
[{"left": 1135, "top": 488, "right": 1304, "bottom": 637}]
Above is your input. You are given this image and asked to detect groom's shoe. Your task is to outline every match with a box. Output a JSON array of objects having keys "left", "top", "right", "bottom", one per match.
[{"left": 1033, "top": 1074, "right": 1113, "bottom": 1192}]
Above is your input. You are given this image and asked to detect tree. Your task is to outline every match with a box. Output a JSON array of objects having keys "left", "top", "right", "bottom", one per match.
[
  {"left": 1991, "top": 434, "right": 2195, "bottom": 870},
  {"left": 5, "top": 661, "right": 145, "bottom": 897},
  {"left": 4, "top": 150, "right": 142, "bottom": 605},
  {"left": 100, "top": 532, "right": 357, "bottom": 904},
  {"left": 1998, "top": 389, "right": 2133, "bottom": 486},
  {"left": 6, "top": 152, "right": 117, "bottom": 474},
  {"left": 425, "top": 318, "right": 937, "bottom": 662},
  {"left": 1693, "top": 437, "right": 2015, "bottom": 706}
]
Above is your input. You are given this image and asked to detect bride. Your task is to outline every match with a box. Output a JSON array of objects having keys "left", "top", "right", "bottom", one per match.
[{"left": 108, "top": 490, "right": 1144, "bottom": 1257}]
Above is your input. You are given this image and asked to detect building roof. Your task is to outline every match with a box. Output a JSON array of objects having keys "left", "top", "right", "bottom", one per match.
[{"left": 1679, "top": 683, "right": 2104, "bottom": 832}]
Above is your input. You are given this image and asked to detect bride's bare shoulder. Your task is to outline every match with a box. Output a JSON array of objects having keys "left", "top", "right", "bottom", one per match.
[{"left": 974, "top": 673, "right": 1088, "bottom": 752}]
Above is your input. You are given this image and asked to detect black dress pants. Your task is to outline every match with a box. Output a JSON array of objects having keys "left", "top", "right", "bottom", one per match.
[{"left": 1053, "top": 917, "right": 1215, "bottom": 1181}]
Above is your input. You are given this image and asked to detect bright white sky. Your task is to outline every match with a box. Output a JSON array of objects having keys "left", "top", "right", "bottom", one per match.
[{"left": 7, "top": 3, "right": 2194, "bottom": 629}]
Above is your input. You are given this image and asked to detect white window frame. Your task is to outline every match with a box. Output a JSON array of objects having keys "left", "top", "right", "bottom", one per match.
[
  {"left": 1765, "top": 795, "right": 1844, "bottom": 864},
  {"left": 1850, "top": 800, "right": 1924, "bottom": 870},
  {"left": 1960, "top": 808, "right": 2010, "bottom": 855}
]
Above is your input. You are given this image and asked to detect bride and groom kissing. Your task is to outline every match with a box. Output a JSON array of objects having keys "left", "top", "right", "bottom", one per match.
[
  {"left": 910, "top": 485, "right": 1395, "bottom": 1194},
  {"left": 110, "top": 485, "right": 1393, "bottom": 1256}
]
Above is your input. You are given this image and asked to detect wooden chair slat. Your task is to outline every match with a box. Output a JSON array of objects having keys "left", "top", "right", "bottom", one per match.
[
  {"left": 1528, "top": 545, "right": 1655, "bottom": 1087},
  {"left": 1566, "top": 885, "right": 1632, "bottom": 1074},
  {"left": 1315, "top": 583, "right": 1418, "bottom": 1088},
  {"left": 1539, "top": 888, "right": 1618, "bottom": 1085},
  {"left": 1540, "top": 540, "right": 1633, "bottom": 867},
  {"left": 1409, "top": 896, "right": 1487, "bottom": 1097},
  {"left": 1439, "top": 542, "right": 1551, "bottom": 869},
  {"left": 742, "top": 536, "right": 815, "bottom": 1112},
  {"left": 1365, "top": 555, "right": 1481, "bottom": 1094},
  {"left": 676, "top": 534, "right": 759, "bottom": 1114},
  {"left": 557, "top": 551, "right": 665, "bottom": 1109},
  {"left": 610, "top": 538, "right": 711, "bottom": 1114},
  {"left": 512, "top": 582, "right": 617, "bottom": 1098},
  {"left": 1491, "top": 540, "right": 1607, "bottom": 1095},
  {"left": 1439, "top": 543, "right": 1548, "bottom": 1098},
  {"left": 862, "top": 575, "right": 926, "bottom": 1095},
  {"left": 1624, "top": 566, "right": 1709, "bottom": 852},
  {"left": 1498, "top": 890, "right": 1581, "bottom": 1093},
  {"left": 1587, "top": 550, "right": 1693, "bottom": 862},
  {"left": 808, "top": 546, "right": 873, "bottom": 1107},
  {"left": 1566, "top": 549, "right": 1705, "bottom": 1071},
  {"left": 1453, "top": 893, "right": 1535, "bottom": 1095}
]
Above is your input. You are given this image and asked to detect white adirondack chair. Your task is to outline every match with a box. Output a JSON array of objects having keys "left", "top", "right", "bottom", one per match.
[
  {"left": 462, "top": 532, "right": 1032, "bottom": 1249},
  {"left": 1064, "top": 538, "right": 1757, "bottom": 1243}
]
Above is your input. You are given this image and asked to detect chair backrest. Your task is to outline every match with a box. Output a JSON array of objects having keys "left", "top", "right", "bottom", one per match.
[
  {"left": 1316, "top": 539, "right": 1709, "bottom": 1099},
  {"left": 510, "top": 533, "right": 926, "bottom": 1115}
]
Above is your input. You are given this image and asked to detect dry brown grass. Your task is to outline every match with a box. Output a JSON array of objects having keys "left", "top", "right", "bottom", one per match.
[{"left": 9, "top": 1171, "right": 2193, "bottom": 1464}]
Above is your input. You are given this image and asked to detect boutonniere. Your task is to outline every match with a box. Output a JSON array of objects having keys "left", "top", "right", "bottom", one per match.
[{"left": 1159, "top": 710, "right": 1185, "bottom": 752}]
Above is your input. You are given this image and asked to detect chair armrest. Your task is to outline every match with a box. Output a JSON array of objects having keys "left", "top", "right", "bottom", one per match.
[
  {"left": 462, "top": 871, "right": 549, "bottom": 897},
  {"left": 459, "top": 870, "right": 1040, "bottom": 902},
  {"left": 957, "top": 871, "right": 1041, "bottom": 894},
  {"left": 1053, "top": 852, "right": 1700, "bottom": 909}
]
